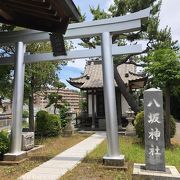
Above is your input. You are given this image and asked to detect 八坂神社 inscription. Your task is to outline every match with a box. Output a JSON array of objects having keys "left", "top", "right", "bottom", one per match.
[{"left": 144, "top": 88, "right": 165, "bottom": 171}]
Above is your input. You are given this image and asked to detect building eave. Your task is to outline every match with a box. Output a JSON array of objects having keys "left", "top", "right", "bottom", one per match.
[
  {"left": 0, "top": 0, "right": 80, "bottom": 33},
  {"left": 129, "top": 77, "right": 148, "bottom": 89}
]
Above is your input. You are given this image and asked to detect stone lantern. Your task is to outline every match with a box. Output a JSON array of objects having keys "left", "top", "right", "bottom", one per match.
[
  {"left": 125, "top": 107, "right": 136, "bottom": 136},
  {"left": 63, "top": 110, "right": 75, "bottom": 137}
]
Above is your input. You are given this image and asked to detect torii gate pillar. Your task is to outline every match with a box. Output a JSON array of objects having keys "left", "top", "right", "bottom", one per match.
[
  {"left": 101, "top": 32, "right": 124, "bottom": 166},
  {"left": 4, "top": 42, "right": 26, "bottom": 161}
]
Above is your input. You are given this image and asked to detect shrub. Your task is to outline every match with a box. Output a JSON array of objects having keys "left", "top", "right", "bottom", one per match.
[
  {"left": 134, "top": 111, "right": 145, "bottom": 142},
  {"left": 46, "top": 114, "right": 61, "bottom": 136},
  {"left": 36, "top": 110, "right": 49, "bottom": 136},
  {"left": 36, "top": 110, "right": 61, "bottom": 137},
  {"left": 134, "top": 111, "right": 176, "bottom": 143},
  {"left": 0, "top": 130, "right": 10, "bottom": 159}
]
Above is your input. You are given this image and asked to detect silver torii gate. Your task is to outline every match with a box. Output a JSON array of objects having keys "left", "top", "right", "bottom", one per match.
[{"left": 0, "top": 8, "right": 150, "bottom": 164}]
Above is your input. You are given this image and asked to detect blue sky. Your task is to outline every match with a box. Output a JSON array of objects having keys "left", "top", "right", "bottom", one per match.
[
  {"left": 60, "top": 0, "right": 180, "bottom": 90},
  {"left": 58, "top": 65, "right": 83, "bottom": 86},
  {"left": 74, "top": 0, "right": 113, "bottom": 20}
]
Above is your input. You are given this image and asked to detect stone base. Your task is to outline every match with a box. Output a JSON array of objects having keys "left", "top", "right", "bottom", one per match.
[
  {"left": 133, "top": 163, "right": 180, "bottom": 180},
  {"left": 62, "top": 130, "right": 74, "bottom": 137},
  {"left": 0, "top": 158, "right": 27, "bottom": 165},
  {"left": 26, "top": 145, "right": 44, "bottom": 155},
  {"left": 125, "top": 130, "right": 136, "bottom": 136},
  {"left": 0, "top": 146, "right": 44, "bottom": 165},
  {"left": 3, "top": 151, "right": 27, "bottom": 163},
  {"left": 102, "top": 162, "right": 128, "bottom": 170},
  {"left": 91, "top": 124, "right": 95, "bottom": 129},
  {"left": 103, "top": 155, "right": 125, "bottom": 167}
]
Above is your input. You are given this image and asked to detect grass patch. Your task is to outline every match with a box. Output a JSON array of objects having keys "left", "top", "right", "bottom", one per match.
[
  {"left": 61, "top": 136, "right": 180, "bottom": 180},
  {"left": 0, "top": 133, "right": 90, "bottom": 180}
]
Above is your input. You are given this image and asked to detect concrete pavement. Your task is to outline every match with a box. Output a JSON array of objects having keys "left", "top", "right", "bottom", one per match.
[{"left": 18, "top": 132, "right": 106, "bottom": 180}]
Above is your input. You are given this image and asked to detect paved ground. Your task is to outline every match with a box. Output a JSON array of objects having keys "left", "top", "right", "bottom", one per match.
[{"left": 18, "top": 132, "right": 106, "bottom": 180}]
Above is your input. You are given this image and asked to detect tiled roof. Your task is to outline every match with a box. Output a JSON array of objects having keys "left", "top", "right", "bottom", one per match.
[{"left": 68, "top": 60, "right": 145, "bottom": 89}]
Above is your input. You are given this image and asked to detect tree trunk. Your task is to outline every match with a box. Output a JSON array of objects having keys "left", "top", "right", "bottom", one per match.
[
  {"left": 114, "top": 66, "right": 139, "bottom": 114},
  {"left": 29, "top": 93, "right": 35, "bottom": 132},
  {"left": 165, "top": 85, "right": 171, "bottom": 147}
]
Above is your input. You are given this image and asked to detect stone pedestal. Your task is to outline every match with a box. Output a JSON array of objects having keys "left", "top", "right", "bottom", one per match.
[
  {"left": 133, "top": 163, "right": 180, "bottom": 180},
  {"left": 103, "top": 155, "right": 125, "bottom": 167}
]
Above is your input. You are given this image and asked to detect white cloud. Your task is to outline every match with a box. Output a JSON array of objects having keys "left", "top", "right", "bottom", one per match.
[
  {"left": 160, "top": 0, "right": 180, "bottom": 41},
  {"left": 67, "top": 59, "right": 86, "bottom": 70},
  {"left": 105, "top": 0, "right": 114, "bottom": 9}
]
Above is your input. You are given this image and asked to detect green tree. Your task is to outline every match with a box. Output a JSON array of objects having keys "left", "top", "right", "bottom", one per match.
[
  {"left": 80, "top": 0, "right": 180, "bottom": 112},
  {"left": 0, "top": 66, "right": 13, "bottom": 108},
  {"left": 0, "top": 24, "right": 16, "bottom": 110},
  {"left": 24, "top": 42, "right": 66, "bottom": 131},
  {"left": 77, "top": 1, "right": 179, "bottom": 147},
  {"left": 78, "top": 0, "right": 166, "bottom": 113},
  {"left": 146, "top": 48, "right": 180, "bottom": 147},
  {"left": 0, "top": 25, "right": 67, "bottom": 132},
  {"left": 45, "top": 81, "right": 66, "bottom": 114},
  {"left": 25, "top": 38, "right": 75, "bottom": 131}
]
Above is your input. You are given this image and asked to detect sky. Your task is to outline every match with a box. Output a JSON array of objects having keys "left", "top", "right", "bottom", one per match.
[{"left": 60, "top": 0, "right": 180, "bottom": 89}]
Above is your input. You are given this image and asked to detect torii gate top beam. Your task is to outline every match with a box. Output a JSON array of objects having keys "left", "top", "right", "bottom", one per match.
[{"left": 0, "top": 8, "right": 150, "bottom": 45}]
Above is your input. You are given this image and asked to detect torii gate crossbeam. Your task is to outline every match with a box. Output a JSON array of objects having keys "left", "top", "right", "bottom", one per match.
[
  {"left": 0, "top": 44, "right": 142, "bottom": 65},
  {"left": 0, "top": 8, "right": 150, "bottom": 166}
]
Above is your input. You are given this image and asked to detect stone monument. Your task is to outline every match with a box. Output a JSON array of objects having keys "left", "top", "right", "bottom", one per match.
[
  {"left": 22, "top": 132, "right": 34, "bottom": 151},
  {"left": 133, "top": 88, "right": 180, "bottom": 180}
]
